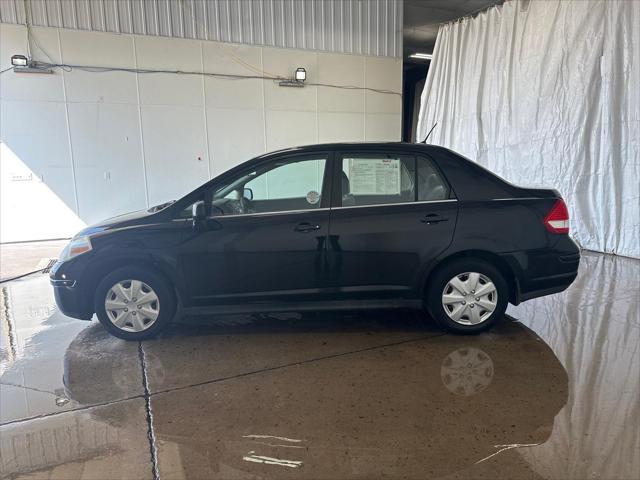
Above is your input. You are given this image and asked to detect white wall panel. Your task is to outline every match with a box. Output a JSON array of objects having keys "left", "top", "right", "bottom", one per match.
[
  {"left": 365, "top": 113, "right": 401, "bottom": 141},
  {"left": 67, "top": 103, "right": 147, "bottom": 224},
  {"left": 0, "top": 99, "right": 75, "bottom": 208},
  {"left": 365, "top": 56, "right": 402, "bottom": 114},
  {"left": 0, "top": 100, "right": 84, "bottom": 242},
  {"left": 0, "top": 25, "right": 401, "bottom": 242},
  {"left": 317, "top": 53, "right": 365, "bottom": 113},
  {"left": 207, "top": 107, "right": 265, "bottom": 176},
  {"left": 135, "top": 36, "right": 204, "bottom": 106},
  {"left": 60, "top": 30, "right": 137, "bottom": 104},
  {"left": 202, "top": 43, "right": 264, "bottom": 109},
  {"left": 265, "top": 110, "right": 318, "bottom": 151},
  {"left": 319, "top": 112, "right": 365, "bottom": 143},
  {"left": 141, "top": 104, "right": 209, "bottom": 206}
]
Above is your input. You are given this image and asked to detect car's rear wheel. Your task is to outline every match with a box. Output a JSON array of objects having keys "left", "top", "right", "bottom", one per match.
[
  {"left": 94, "top": 267, "right": 176, "bottom": 340},
  {"left": 426, "top": 258, "right": 508, "bottom": 334}
]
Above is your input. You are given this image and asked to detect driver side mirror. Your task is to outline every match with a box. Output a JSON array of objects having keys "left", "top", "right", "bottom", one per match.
[
  {"left": 192, "top": 200, "right": 205, "bottom": 220},
  {"left": 243, "top": 187, "right": 253, "bottom": 201},
  {"left": 192, "top": 201, "right": 206, "bottom": 233}
]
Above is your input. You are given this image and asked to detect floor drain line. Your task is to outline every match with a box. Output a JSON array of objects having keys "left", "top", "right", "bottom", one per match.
[{"left": 138, "top": 342, "right": 160, "bottom": 480}]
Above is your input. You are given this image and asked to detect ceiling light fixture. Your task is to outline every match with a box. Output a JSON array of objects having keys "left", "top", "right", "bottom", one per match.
[{"left": 409, "top": 53, "right": 433, "bottom": 60}]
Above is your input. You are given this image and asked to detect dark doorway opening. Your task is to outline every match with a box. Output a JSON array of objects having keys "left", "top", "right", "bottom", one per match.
[{"left": 402, "top": 62, "right": 429, "bottom": 142}]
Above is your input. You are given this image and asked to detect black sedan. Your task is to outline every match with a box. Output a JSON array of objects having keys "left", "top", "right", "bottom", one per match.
[{"left": 50, "top": 143, "right": 580, "bottom": 340}]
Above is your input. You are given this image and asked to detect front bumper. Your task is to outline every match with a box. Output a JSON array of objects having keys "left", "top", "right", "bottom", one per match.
[
  {"left": 51, "top": 281, "right": 93, "bottom": 320},
  {"left": 50, "top": 263, "right": 93, "bottom": 320}
]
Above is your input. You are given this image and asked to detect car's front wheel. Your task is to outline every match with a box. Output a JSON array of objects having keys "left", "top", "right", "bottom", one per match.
[
  {"left": 426, "top": 258, "right": 508, "bottom": 334},
  {"left": 94, "top": 267, "right": 176, "bottom": 340}
]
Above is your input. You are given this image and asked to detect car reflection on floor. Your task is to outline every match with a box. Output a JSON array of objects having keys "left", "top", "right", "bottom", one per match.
[
  {"left": 1, "top": 251, "right": 638, "bottom": 479},
  {"left": 58, "top": 315, "right": 568, "bottom": 479}
]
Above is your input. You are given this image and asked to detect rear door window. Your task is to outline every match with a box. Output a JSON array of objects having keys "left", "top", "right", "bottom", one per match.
[
  {"left": 338, "top": 153, "right": 450, "bottom": 207},
  {"left": 340, "top": 154, "right": 416, "bottom": 207}
]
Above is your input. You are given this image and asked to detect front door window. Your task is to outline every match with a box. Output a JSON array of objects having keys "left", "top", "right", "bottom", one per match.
[{"left": 210, "top": 156, "right": 327, "bottom": 216}]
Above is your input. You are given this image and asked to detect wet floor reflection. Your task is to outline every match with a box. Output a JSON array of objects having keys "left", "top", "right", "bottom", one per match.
[
  {"left": 144, "top": 310, "right": 440, "bottom": 393},
  {"left": 0, "top": 277, "right": 143, "bottom": 425},
  {"left": 0, "top": 398, "right": 152, "bottom": 479},
  {"left": 508, "top": 252, "right": 640, "bottom": 480},
  {"left": 147, "top": 321, "right": 568, "bottom": 479},
  {"left": 58, "top": 316, "right": 569, "bottom": 479},
  {"left": 1, "top": 252, "right": 638, "bottom": 479}
]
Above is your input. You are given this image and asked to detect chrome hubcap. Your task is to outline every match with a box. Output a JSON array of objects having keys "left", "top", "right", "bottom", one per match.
[
  {"left": 442, "top": 272, "right": 497, "bottom": 325},
  {"left": 105, "top": 280, "right": 160, "bottom": 332}
]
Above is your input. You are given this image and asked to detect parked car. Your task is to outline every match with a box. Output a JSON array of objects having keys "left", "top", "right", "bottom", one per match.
[{"left": 50, "top": 143, "right": 580, "bottom": 340}]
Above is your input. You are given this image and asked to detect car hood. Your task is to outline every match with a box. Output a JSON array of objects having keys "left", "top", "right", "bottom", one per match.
[{"left": 75, "top": 208, "right": 158, "bottom": 237}]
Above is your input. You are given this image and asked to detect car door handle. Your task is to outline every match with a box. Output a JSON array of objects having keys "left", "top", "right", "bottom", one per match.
[
  {"left": 421, "top": 214, "right": 449, "bottom": 224},
  {"left": 294, "top": 222, "right": 321, "bottom": 233}
]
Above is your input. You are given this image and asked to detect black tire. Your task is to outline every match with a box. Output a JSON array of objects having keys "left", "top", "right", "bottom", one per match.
[
  {"left": 426, "top": 258, "right": 508, "bottom": 334},
  {"left": 94, "top": 266, "right": 176, "bottom": 341}
]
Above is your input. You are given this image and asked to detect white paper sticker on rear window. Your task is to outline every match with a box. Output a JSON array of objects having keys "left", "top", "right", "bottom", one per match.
[{"left": 346, "top": 158, "right": 401, "bottom": 195}]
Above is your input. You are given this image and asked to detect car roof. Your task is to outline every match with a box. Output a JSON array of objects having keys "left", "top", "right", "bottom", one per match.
[
  {"left": 166, "top": 142, "right": 459, "bottom": 213},
  {"left": 263, "top": 142, "right": 441, "bottom": 156},
  {"left": 217, "top": 142, "right": 459, "bottom": 184},
  {"left": 245, "top": 142, "right": 455, "bottom": 165}
]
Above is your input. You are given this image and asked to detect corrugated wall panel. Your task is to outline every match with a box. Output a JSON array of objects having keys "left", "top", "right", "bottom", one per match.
[{"left": 1, "top": 0, "right": 402, "bottom": 57}]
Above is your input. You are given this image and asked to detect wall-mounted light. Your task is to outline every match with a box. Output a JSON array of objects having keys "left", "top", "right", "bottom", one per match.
[
  {"left": 9, "top": 54, "right": 54, "bottom": 74},
  {"left": 11, "top": 54, "right": 28, "bottom": 67},
  {"left": 295, "top": 67, "right": 306, "bottom": 82},
  {"left": 409, "top": 53, "right": 433, "bottom": 60},
  {"left": 279, "top": 67, "right": 307, "bottom": 88}
]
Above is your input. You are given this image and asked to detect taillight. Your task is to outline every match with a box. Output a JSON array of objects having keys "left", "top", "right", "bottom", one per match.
[{"left": 544, "top": 199, "right": 570, "bottom": 234}]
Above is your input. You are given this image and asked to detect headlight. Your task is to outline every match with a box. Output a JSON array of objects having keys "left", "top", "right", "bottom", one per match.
[{"left": 59, "top": 236, "right": 93, "bottom": 262}]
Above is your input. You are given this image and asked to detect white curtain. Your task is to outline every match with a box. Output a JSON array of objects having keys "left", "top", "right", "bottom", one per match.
[{"left": 417, "top": 0, "right": 639, "bottom": 258}]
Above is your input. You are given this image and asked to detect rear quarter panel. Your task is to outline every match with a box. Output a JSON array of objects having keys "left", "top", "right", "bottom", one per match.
[{"left": 427, "top": 147, "right": 579, "bottom": 300}]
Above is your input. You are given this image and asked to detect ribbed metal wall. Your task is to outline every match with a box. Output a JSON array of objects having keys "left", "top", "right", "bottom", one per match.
[{"left": 0, "top": 0, "right": 402, "bottom": 57}]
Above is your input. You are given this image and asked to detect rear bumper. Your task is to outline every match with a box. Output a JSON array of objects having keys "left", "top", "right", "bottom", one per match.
[
  {"left": 503, "top": 238, "right": 581, "bottom": 305},
  {"left": 518, "top": 270, "right": 579, "bottom": 302}
]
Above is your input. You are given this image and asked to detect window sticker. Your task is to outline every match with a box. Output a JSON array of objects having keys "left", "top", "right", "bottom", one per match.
[
  {"left": 347, "top": 158, "right": 401, "bottom": 195},
  {"left": 306, "top": 190, "right": 320, "bottom": 204}
]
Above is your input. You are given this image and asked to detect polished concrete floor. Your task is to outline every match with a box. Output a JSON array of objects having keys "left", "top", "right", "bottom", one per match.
[{"left": 0, "top": 252, "right": 638, "bottom": 479}]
